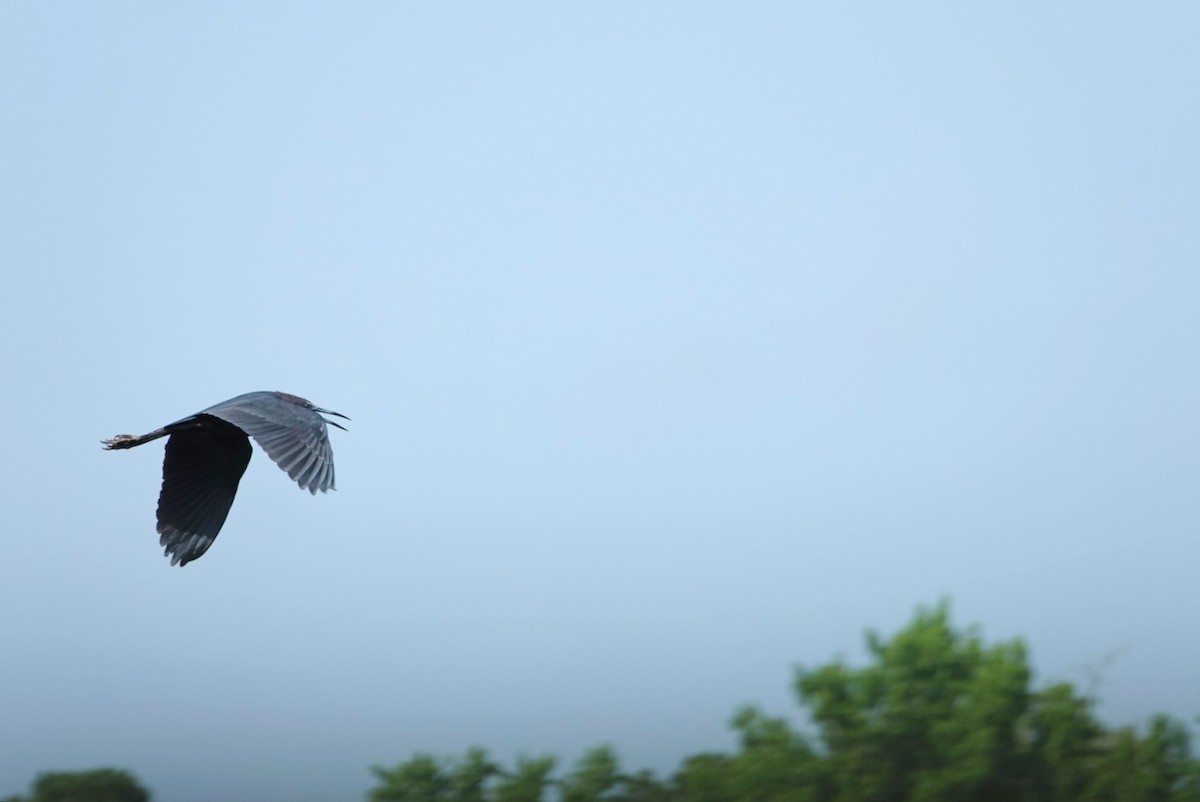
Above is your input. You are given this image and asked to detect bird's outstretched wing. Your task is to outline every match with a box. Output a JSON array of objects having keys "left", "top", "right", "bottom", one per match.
[
  {"left": 200, "top": 392, "right": 337, "bottom": 494},
  {"left": 156, "top": 418, "right": 253, "bottom": 566}
]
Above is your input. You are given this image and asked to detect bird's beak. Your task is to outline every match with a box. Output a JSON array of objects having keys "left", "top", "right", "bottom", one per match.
[{"left": 317, "top": 408, "right": 350, "bottom": 430}]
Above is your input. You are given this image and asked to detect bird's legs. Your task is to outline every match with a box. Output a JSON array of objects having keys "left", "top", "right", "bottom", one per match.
[
  {"left": 102, "top": 431, "right": 166, "bottom": 450},
  {"left": 102, "top": 416, "right": 219, "bottom": 450}
]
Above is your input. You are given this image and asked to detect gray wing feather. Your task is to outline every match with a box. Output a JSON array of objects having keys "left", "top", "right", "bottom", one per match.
[{"left": 200, "top": 392, "right": 337, "bottom": 494}]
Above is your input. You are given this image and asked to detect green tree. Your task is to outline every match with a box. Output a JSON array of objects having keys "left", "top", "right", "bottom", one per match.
[
  {"left": 1087, "top": 716, "right": 1200, "bottom": 802},
  {"left": 447, "top": 748, "right": 499, "bottom": 802},
  {"left": 724, "top": 706, "right": 824, "bottom": 802},
  {"left": 795, "top": 601, "right": 1030, "bottom": 802},
  {"left": 617, "top": 769, "right": 673, "bottom": 802},
  {"left": 493, "top": 755, "right": 556, "bottom": 802},
  {"left": 671, "top": 753, "right": 735, "bottom": 802},
  {"left": 9, "top": 769, "right": 149, "bottom": 802},
  {"left": 365, "top": 602, "right": 1200, "bottom": 802},
  {"left": 368, "top": 754, "right": 446, "bottom": 802},
  {"left": 1023, "top": 681, "right": 1103, "bottom": 802},
  {"left": 369, "top": 748, "right": 498, "bottom": 802},
  {"left": 560, "top": 745, "right": 621, "bottom": 802}
]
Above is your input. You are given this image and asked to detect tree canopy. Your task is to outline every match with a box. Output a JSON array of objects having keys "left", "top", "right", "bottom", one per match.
[
  {"left": 368, "top": 603, "right": 1200, "bottom": 802},
  {"left": 7, "top": 768, "right": 149, "bottom": 802}
]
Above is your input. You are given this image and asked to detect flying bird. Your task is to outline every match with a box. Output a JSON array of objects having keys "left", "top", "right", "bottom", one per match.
[{"left": 103, "top": 391, "right": 348, "bottom": 566}]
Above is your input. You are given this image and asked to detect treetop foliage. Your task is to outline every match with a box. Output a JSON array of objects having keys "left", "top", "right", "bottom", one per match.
[
  {"left": 368, "top": 602, "right": 1200, "bottom": 802},
  {"left": 7, "top": 768, "right": 149, "bottom": 802}
]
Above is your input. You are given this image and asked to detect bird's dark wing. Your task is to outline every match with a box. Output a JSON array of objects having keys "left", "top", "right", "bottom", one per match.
[
  {"left": 201, "top": 394, "right": 337, "bottom": 494},
  {"left": 156, "top": 418, "right": 253, "bottom": 566}
]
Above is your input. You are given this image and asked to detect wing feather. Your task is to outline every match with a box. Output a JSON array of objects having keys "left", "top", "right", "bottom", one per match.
[
  {"left": 200, "top": 392, "right": 338, "bottom": 493},
  {"left": 156, "top": 420, "right": 252, "bottom": 566}
]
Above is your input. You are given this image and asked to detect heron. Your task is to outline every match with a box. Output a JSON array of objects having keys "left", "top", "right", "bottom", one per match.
[{"left": 103, "top": 391, "right": 348, "bottom": 566}]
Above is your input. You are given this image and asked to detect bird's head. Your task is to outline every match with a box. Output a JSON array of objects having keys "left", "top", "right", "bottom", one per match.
[{"left": 275, "top": 391, "right": 350, "bottom": 430}]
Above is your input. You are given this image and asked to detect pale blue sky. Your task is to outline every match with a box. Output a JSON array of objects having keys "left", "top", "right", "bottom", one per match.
[{"left": 2, "top": 4, "right": 1198, "bottom": 801}]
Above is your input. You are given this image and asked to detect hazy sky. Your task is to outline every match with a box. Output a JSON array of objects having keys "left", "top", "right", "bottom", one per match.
[{"left": 2, "top": 4, "right": 1198, "bottom": 801}]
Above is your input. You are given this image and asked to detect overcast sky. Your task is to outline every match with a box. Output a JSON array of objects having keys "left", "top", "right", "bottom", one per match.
[{"left": 2, "top": 4, "right": 1198, "bottom": 801}]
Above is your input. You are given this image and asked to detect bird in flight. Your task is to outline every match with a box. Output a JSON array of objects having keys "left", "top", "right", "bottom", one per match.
[{"left": 103, "top": 391, "right": 348, "bottom": 566}]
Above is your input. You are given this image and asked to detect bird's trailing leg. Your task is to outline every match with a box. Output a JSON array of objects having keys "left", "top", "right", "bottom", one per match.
[
  {"left": 102, "top": 429, "right": 171, "bottom": 450},
  {"left": 103, "top": 416, "right": 217, "bottom": 451},
  {"left": 103, "top": 434, "right": 143, "bottom": 450}
]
